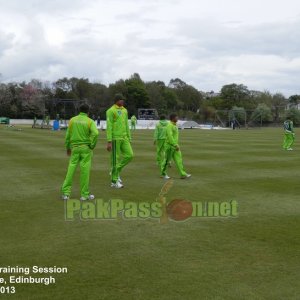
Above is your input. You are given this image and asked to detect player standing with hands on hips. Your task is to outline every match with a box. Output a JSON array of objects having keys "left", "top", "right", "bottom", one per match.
[
  {"left": 106, "top": 94, "right": 133, "bottom": 188},
  {"left": 161, "top": 113, "right": 191, "bottom": 179},
  {"left": 61, "top": 104, "right": 99, "bottom": 201},
  {"left": 283, "top": 116, "right": 295, "bottom": 151}
]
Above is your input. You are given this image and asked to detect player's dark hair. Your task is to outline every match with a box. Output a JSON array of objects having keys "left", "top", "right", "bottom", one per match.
[
  {"left": 79, "top": 103, "right": 90, "bottom": 114},
  {"left": 160, "top": 115, "right": 166, "bottom": 120},
  {"left": 114, "top": 93, "right": 125, "bottom": 102},
  {"left": 169, "top": 113, "right": 177, "bottom": 121}
]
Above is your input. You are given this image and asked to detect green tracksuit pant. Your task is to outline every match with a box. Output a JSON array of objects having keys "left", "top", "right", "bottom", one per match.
[
  {"left": 111, "top": 138, "right": 133, "bottom": 183},
  {"left": 283, "top": 133, "right": 295, "bottom": 149},
  {"left": 161, "top": 145, "right": 187, "bottom": 177},
  {"left": 156, "top": 139, "right": 166, "bottom": 169},
  {"left": 61, "top": 145, "right": 92, "bottom": 197},
  {"left": 131, "top": 122, "right": 136, "bottom": 130}
]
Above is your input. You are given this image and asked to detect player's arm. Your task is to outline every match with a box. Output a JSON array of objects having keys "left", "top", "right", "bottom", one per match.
[
  {"left": 89, "top": 120, "right": 99, "bottom": 150},
  {"left": 65, "top": 128, "right": 70, "bottom": 149},
  {"left": 291, "top": 121, "right": 294, "bottom": 133},
  {"left": 126, "top": 111, "right": 131, "bottom": 141},
  {"left": 106, "top": 109, "right": 113, "bottom": 142},
  {"left": 154, "top": 124, "right": 158, "bottom": 144},
  {"left": 106, "top": 109, "right": 113, "bottom": 151},
  {"left": 65, "top": 120, "right": 72, "bottom": 155}
]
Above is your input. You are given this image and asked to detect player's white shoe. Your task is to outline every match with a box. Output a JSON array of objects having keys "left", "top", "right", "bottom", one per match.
[
  {"left": 61, "top": 195, "right": 69, "bottom": 201},
  {"left": 109, "top": 172, "right": 122, "bottom": 184},
  {"left": 111, "top": 182, "right": 124, "bottom": 189},
  {"left": 287, "top": 148, "right": 293, "bottom": 151},
  {"left": 181, "top": 174, "right": 191, "bottom": 179},
  {"left": 80, "top": 194, "right": 95, "bottom": 201},
  {"left": 163, "top": 175, "right": 170, "bottom": 179}
]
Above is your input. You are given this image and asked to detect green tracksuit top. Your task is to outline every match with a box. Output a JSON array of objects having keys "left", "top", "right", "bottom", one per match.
[
  {"left": 166, "top": 121, "right": 179, "bottom": 148},
  {"left": 154, "top": 120, "right": 169, "bottom": 140},
  {"left": 106, "top": 104, "right": 131, "bottom": 141},
  {"left": 65, "top": 113, "right": 99, "bottom": 150},
  {"left": 131, "top": 115, "right": 137, "bottom": 124},
  {"left": 284, "top": 120, "right": 294, "bottom": 133}
]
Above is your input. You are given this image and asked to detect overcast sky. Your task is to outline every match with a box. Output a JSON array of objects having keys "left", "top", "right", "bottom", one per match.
[{"left": 0, "top": 0, "right": 300, "bottom": 95}]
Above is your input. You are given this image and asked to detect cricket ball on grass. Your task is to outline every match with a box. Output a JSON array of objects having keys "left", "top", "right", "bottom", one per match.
[{"left": 166, "top": 199, "right": 193, "bottom": 221}]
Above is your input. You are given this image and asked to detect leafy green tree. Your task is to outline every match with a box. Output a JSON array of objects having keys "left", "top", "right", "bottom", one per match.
[
  {"left": 251, "top": 103, "right": 273, "bottom": 124},
  {"left": 0, "top": 75, "right": 297, "bottom": 124},
  {"left": 75, "top": 78, "right": 91, "bottom": 99},
  {"left": 54, "top": 77, "right": 79, "bottom": 99},
  {"left": 220, "top": 83, "right": 250, "bottom": 109},
  {"left": 163, "top": 88, "right": 179, "bottom": 112},
  {"left": 199, "top": 102, "right": 216, "bottom": 123},
  {"left": 125, "top": 73, "right": 150, "bottom": 115},
  {"left": 55, "top": 77, "right": 73, "bottom": 92},
  {"left": 288, "top": 95, "right": 300, "bottom": 107},
  {"left": 145, "top": 81, "right": 167, "bottom": 113},
  {"left": 229, "top": 106, "right": 246, "bottom": 125},
  {"left": 209, "top": 96, "right": 225, "bottom": 110},
  {"left": 87, "top": 83, "right": 109, "bottom": 118},
  {"left": 250, "top": 91, "right": 272, "bottom": 108},
  {"left": 168, "top": 78, "right": 187, "bottom": 89},
  {"left": 169, "top": 78, "right": 202, "bottom": 112},
  {"left": 0, "top": 84, "right": 13, "bottom": 117},
  {"left": 271, "top": 93, "right": 286, "bottom": 123},
  {"left": 108, "top": 79, "right": 128, "bottom": 105},
  {"left": 285, "top": 108, "right": 300, "bottom": 125}
]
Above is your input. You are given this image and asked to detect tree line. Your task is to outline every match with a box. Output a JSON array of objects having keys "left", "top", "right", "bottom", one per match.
[{"left": 1, "top": 73, "right": 300, "bottom": 125}]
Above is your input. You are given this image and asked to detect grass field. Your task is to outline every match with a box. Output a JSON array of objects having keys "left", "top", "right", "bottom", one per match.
[{"left": 0, "top": 126, "right": 300, "bottom": 300}]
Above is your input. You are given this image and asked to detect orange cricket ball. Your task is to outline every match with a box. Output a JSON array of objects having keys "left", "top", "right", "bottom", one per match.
[{"left": 166, "top": 199, "right": 193, "bottom": 221}]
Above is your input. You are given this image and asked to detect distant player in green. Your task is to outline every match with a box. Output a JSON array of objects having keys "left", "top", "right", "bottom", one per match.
[
  {"left": 283, "top": 117, "right": 295, "bottom": 151},
  {"left": 106, "top": 94, "right": 133, "bottom": 188},
  {"left": 154, "top": 115, "right": 168, "bottom": 171},
  {"left": 32, "top": 116, "right": 37, "bottom": 128},
  {"left": 161, "top": 113, "right": 191, "bottom": 179},
  {"left": 45, "top": 115, "right": 50, "bottom": 126},
  {"left": 61, "top": 104, "right": 99, "bottom": 201},
  {"left": 130, "top": 115, "right": 137, "bottom": 130}
]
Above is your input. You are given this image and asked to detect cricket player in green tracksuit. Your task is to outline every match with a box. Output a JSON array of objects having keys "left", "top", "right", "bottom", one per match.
[
  {"left": 161, "top": 113, "right": 191, "bottom": 179},
  {"left": 154, "top": 115, "right": 169, "bottom": 171},
  {"left": 130, "top": 115, "right": 137, "bottom": 130},
  {"left": 283, "top": 117, "right": 295, "bottom": 151},
  {"left": 106, "top": 94, "right": 133, "bottom": 188},
  {"left": 61, "top": 104, "right": 99, "bottom": 201}
]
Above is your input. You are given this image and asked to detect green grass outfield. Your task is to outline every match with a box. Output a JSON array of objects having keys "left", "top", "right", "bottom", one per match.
[{"left": 0, "top": 126, "right": 300, "bottom": 300}]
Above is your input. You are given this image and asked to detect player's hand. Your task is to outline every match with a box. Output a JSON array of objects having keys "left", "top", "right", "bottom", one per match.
[
  {"left": 67, "top": 149, "right": 71, "bottom": 156},
  {"left": 175, "top": 145, "right": 180, "bottom": 151},
  {"left": 107, "top": 142, "right": 112, "bottom": 152},
  {"left": 153, "top": 140, "right": 156, "bottom": 145}
]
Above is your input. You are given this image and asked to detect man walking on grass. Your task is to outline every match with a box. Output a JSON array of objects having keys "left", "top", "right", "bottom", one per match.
[
  {"left": 161, "top": 113, "right": 191, "bottom": 180},
  {"left": 154, "top": 115, "right": 169, "bottom": 172},
  {"left": 283, "top": 116, "right": 295, "bottom": 151},
  {"left": 106, "top": 94, "right": 133, "bottom": 188},
  {"left": 61, "top": 104, "right": 99, "bottom": 201}
]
